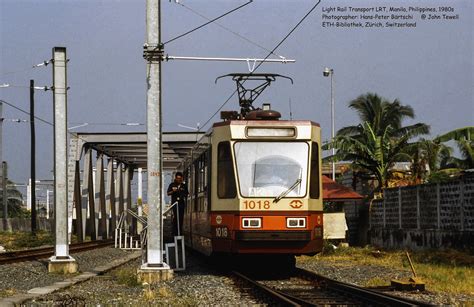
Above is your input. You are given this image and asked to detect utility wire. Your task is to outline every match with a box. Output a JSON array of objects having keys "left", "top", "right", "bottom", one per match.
[
  {"left": 177, "top": 1, "right": 285, "bottom": 59},
  {"left": 0, "top": 66, "right": 35, "bottom": 77},
  {"left": 0, "top": 99, "right": 101, "bottom": 150},
  {"left": 164, "top": 0, "right": 253, "bottom": 45},
  {"left": 200, "top": 0, "right": 322, "bottom": 130},
  {"left": 0, "top": 60, "right": 51, "bottom": 76},
  {"left": 0, "top": 99, "right": 53, "bottom": 127}
]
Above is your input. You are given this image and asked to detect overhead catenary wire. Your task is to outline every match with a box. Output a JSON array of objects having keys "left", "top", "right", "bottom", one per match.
[
  {"left": 176, "top": 1, "right": 286, "bottom": 59},
  {"left": 164, "top": 0, "right": 253, "bottom": 45},
  {"left": 0, "top": 99, "right": 53, "bottom": 127},
  {"left": 0, "top": 60, "right": 52, "bottom": 76},
  {"left": 199, "top": 0, "right": 322, "bottom": 130},
  {"left": 0, "top": 99, "right": 139, "bottom": 152}
]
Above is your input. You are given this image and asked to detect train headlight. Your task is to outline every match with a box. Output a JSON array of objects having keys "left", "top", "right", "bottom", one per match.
[
  {"left": 242, "top": 217, "right": 262, "bottom": 228},
  {"left": 286, "top": 217, "right": 306, "bottom": 228}
]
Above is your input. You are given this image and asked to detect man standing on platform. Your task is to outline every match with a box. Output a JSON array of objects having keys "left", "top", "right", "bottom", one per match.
[{"left": 167, "top": 172, "right": 188, "bottom": 236}]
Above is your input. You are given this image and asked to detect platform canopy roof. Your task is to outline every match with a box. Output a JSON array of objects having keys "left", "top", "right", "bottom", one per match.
[
  {"left": 322, "top": 175, "right": 364, "bottom": 201},
  {"left": 73, "top": 132, "right": 204, "bottom": 170}
]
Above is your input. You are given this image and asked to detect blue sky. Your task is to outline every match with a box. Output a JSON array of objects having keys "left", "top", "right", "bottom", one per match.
[{"left": 1, "top": 0, "right": 472, "bottom": 184}]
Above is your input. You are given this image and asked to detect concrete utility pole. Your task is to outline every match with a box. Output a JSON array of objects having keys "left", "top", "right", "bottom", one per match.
[
  {"left": 0, "top": 103, "right": 4, "bottom": 230},
  {"left": 0, "top": 101, "right": 3, "bottom": 177},
  {"left": 138, "top": 0, "right": 172, "bottom": 282},
  {"left": 323, "top": 67, "right": 335, "bottom": 181},
  {"left": 30, "top": 80, "right": 37, "bottom": 234},
  {"left": 49, "top": 47, "right": 77, "bottom": 273},
  {"left": 2, "top": 162, "right": 7, "bottom": 231}
]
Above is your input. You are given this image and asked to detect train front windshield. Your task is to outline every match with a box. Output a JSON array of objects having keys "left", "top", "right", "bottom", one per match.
[{"left": 234, "top": 142, "right": 309, "bottom": 197}]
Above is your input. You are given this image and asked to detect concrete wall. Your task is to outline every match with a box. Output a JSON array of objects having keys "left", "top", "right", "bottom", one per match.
[
  {"left": 369, "top": 174, "right": 474, "bottom": 249},
  {"left": 0, "top": 218, "right": 53, "bottom": 232},
  {"left": 343, "top": 201, "right": 369, "bottom": 246}
]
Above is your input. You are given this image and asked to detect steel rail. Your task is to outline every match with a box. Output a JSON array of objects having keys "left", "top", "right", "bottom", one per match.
[
  {"left": 0, "top": 239, "right": 114, "bottom": 264},
  {"left": 232, "top": 271, "right": 300, "bottom": 306},
  {"left": 232, "top": 268, "right": 433, "bottom": 307},
  {"left": 295, "top": 268, "right": 434, "bottom": 307}
]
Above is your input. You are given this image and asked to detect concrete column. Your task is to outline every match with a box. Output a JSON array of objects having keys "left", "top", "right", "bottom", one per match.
[
  {"left": 81, "top": 147, "right": 96, "bottom": 241},
  {"left": 124, "top": 165, "right": 132, "bottom": 232},
  {"left": 115, "top": 163, "right": 124, "bottom": 226},
  {"left": 382, "top": 190, "right": 386, "bottom": 228},
  {"left": 398, "top": 187, "right": 402, "bottom": 229},
  {"left": 436, "top": 183, "right": 441, "bottom": 229},
  {"left": 49, "top": 46, "right": 77, "bottom": 273},
  {"left": 73, "top": 161, "right": 83, "bottom": 241},
  {"left": 460, "top": 180, "right": 465, "bottom": 231},
  {"left": 138, "top": 0, "right": 173, "bottom": 282},
  {"left": 2, "top": 161, "right": 9, "bottom": 231},
  {"left": 27, "top": 178, "right": 32, "bottom": 211},
  {"left": 46, "top": 190, "right": 51, "bottom": 220},
  {"left": 96, "top": 155, "right": 107, "bottom": 239},
  {"left": 416, "top": 186, "right": 420, "bottom": 230},
  {"left": 106, "top": 158, "right": 116, "bottom": 232}
]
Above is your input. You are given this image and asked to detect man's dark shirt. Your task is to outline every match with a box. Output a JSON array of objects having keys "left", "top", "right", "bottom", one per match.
[{"left": 167, "top": 182, "right": 188, "bottom": 205}]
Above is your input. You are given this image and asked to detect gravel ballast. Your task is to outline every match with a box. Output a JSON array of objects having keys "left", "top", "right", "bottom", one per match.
[
  {"left": 297, "top": 257, "right": 474, "bottom": 306},
  {"left": 0, "top": 247, "right": 131, "bottom": 296},
  {"left": 29, "top": 254, "right": 262, "bottom": 306}
]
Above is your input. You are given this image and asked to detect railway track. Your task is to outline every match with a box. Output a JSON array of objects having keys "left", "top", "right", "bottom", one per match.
[
  {"left": 233, "top": 267, "right": 433, "bottom": 306},
  {"left": 0, "top": 239, "right": 114, "bottom": 264}
]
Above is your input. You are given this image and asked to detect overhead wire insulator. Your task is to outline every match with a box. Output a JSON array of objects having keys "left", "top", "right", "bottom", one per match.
[{"left": 143, "top": 43, "right": 164, "bottom": 62}]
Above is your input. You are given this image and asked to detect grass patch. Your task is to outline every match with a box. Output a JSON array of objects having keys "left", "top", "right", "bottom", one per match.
[
  {"left": 0, "top": 230, "right": 54, "bottom": 250},
  {"left": 364, "top": 277, "right": 388, "bottom": 288},
  {"left": 416, "top": 263, "right": 473, "bottom": 294},
  {"left": 140, "top": 284, "right": 198, "bottom": 306},
  {"left": 114, "top": 267, "right": 140, "bottom": 287},
  {"left": 298, "top": 245, "right": 474, "bottom": 295},
  {"left": 0, "top": 289, "right": 16, "bottom": 298},
  {"left": 0, "top": 231, "right": 81, "bottom": 251}
]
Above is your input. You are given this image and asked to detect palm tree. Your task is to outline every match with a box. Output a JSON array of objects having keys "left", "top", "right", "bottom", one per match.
[
  {"left": 0, "top": 180, "right": 25, "bottom": 218},
  {"left": 435, "top": 126, "right": 474, "bottom": 170},
  {"left": 404, "top": 138, "right": 452, "bottom": 183},
  {"left": 325, "top": 93, "right": 430, "bottom": 191}
]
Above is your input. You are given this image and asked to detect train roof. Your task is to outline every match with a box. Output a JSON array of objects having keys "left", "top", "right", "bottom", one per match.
[{"left": 212, "top": 120, "right": 320, "bottom": 128}]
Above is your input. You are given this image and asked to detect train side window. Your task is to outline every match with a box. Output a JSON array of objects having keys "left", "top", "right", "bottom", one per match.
[
  {"left": 218, "top": 142, "right": 237, "bottom": 198},
  {"left": 310, "top": 142, "right": 320, "bottom": 199}
]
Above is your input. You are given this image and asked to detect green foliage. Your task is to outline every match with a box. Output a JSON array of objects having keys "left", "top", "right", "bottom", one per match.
[
  {"left": 324, "top": 93, "right": 429, "bottom": 191},
  {"left": 114, "top": 267, "right": 140, "bottom": 287},
  {"left": 0, "top": 230, "right": 54, "bottom": 250},
  {"left": 435, "top": 126, "right": 474, "bottom": 170},
  {"left": 0, "top": 179, "right": 25, "bottom": 218},
  {"left": 426, "top": 170, "right": 455, "bottom": 183}
]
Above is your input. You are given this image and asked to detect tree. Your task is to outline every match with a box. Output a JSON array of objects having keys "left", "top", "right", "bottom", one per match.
[
  {"left": 0, "top": 180, "right": 26, "bottom": 218},
  {"left": 325, "top": 93, "right": 430, "bottom": 191},
  {"left": 435, "top": 126, "right": 474, "bottom": 170},
  {"left": 404, "top": 138, "right": 452, "bottom": 183}
]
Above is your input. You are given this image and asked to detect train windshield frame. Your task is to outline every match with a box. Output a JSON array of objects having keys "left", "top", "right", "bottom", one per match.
[{"left": 233, "top": 141, "right": 309, "bottom": 198}]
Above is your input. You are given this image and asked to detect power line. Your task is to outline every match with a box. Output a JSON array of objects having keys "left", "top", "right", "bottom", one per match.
[
  {"left": 0, "top": 66, "right": 35, "bottom": 77},
  {"left": 164, "top": 0, "right": 253, "bottom": 45},
  {"left": 176, "top": 1, "right": 285, "bottom": 59},
  {"left": 200, "top": 0, "right": 322, "bottom": 130},
  {"left": 0, "top": 60, "right": 51, "bottom": 77},
  {"left": 0, "top": 99, "right": 53, "bottom": 127}
]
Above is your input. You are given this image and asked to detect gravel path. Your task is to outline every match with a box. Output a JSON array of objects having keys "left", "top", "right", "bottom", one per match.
[
  {"left": 28, "top": 254, "right": 263, "bottom": 306},
  {"left": 297, "top": 257, "right": 474, "bottom": 306},
  {"left": 0, "top": 247, "right": 131, "bottom": 297}
]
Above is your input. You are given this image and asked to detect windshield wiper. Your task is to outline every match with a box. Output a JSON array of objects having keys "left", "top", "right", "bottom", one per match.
[{"left": 273, "top": 178, "right": 302, "bottom": 203}]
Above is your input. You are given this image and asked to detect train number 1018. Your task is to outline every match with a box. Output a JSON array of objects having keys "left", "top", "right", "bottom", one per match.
[{"left": 243, "top": 200, "right": 271, "bottom": 210}]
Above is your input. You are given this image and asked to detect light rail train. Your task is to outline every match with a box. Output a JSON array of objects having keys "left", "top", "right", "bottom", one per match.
[{"left": 179, "top": 73, "right": 323, "bottom": 264}]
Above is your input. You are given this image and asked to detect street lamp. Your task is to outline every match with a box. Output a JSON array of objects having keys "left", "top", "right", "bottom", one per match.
[{"left": 323, "top": 67, "right": 335, "bottom": 181}]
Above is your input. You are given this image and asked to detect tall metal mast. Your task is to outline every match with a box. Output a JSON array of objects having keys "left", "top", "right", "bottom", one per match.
[{"left": 139, "top": 0, "right": 172, "bottom": 281}]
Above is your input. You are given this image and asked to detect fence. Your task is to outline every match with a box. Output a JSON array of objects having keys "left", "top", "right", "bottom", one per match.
[
  {"left": 0, "top": 218, "right": 53, "bottom": 232},
  {"left": 369, "top": 174, "right": 474, "bottom": 249}
]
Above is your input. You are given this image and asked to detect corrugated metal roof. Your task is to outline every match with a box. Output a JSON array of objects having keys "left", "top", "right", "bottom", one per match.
[{"left": 322, "top": 175, "right": 364, "bottom": 201}]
